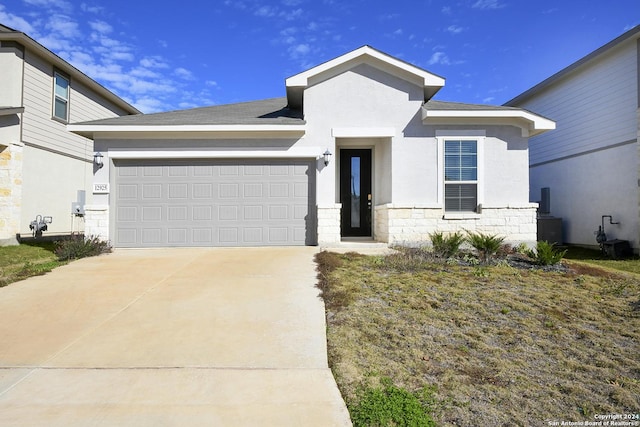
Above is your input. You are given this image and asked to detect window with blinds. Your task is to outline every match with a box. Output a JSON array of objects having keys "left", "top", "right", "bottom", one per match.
[{"left": 444, "top": 140, "right": 477, "bottom": 212}]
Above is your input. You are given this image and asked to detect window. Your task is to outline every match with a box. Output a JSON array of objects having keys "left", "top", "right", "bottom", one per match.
[
  {"left": 444, "top": 140, "right": 477, "bottom": 212},
  {"left": 53, "top": 72, "right": 69, "bottom": 121}
]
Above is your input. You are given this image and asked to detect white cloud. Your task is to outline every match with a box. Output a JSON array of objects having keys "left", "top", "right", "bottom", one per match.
[
  {"left": 446, "top": 25, "right": 464, "bottom": 34},
  {"left": 288, "top": 43, "right": 310, "bottom": 59},
  {"left": 89, "top": 20, "right": 112, "bottom": 34},
  {"left": 174, "top": 67, "right": 195, "bottom": 80},
  {"left": 282, "top": 0, "right": 303, "bottom": 5},
  {"left": 472, "top": 0, "right": 505, "bottom": 10},
  {"left": 0, "top": 5, "right": 37, "bottom": 33},
  {"left": 45, "top": 14, "right": 81, "bottom": 39},
  {"left": 24, "top": 0, "right": 72, "bottom": 13},
  {"left": 80, "top": 3, "right": 104, "bottom": 14},
  {"left": 255, "top": 5, "right": 277, "bottom": 17},
  {"left": 140, "top": 57, "right": 170, "bottom": 69},
  {"left": 428, "top": 51, "right": 451, "bottom": 65},
  {"left": 482, "top": 96, "right": 495, "bottom": 103},
  {"left": 133, "top": 97, "right": 166, "bottom": 114},
  {"left": 441, "top": 6, "right": 452, "bottom": 14},
  {"left": 205, "top": 80, "right": 219, "bottom": 87},
  {"left": 281, "top": 8, "right": 303, "bottom": 21}
]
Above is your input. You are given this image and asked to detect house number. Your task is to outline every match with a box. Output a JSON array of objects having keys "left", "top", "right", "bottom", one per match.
[{"left": 93, "top": 183, "right": 110, "bottom": 194}]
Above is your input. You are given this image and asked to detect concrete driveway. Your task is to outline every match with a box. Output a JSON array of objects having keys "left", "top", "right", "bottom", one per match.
[{"left": 0, "top": 247, "right": 351, "bottom": 426}]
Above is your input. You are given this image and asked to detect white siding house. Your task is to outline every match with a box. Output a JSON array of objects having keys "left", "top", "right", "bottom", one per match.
[
  {"left": 70, "top": 46, "right": 554, "bottom": 248},
  {"left": 507, "top": 25, "right": 640, "bottom": 252},
  {"left": 0, "top": 24, "right": 140, "bottom": 244}
]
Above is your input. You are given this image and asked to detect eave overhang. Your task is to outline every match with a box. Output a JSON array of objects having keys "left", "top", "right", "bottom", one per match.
[
  {"left": 421, "top": 108, "right": 556, "bottom": 137},
  {"left": 67, "top": 124, "right": 307, "bottom": 140},
  {"left": 0, "top": 106, "right": 24, "bottom": 116}
]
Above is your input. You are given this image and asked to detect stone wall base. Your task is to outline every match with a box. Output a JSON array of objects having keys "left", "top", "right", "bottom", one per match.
[
  {"left": 0, "top": 142, "right": 23, "bottom": 241},
  {"left": 374, "top": 204, "right": 538, "bottom": 246},
  {"left": 84, "top": 205, "right": 110, "bottom": 242},
  {"left": 317, "top": 204, "right": 341, "bottom": 244}
]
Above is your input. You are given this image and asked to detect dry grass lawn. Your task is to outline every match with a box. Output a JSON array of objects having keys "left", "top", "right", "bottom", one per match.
[{"left": 317, "top": 250, "right": 640, "bottom": 426}]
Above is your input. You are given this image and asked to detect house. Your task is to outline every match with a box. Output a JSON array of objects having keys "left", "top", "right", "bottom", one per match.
[
  {"left": 506, "top": 25, "right": 640, "bottom": 252},
  {"left": 69, "top": 46, "right": 554, "bottom": 248},
  {"left": 0, "top": 24, "right": 140, "bottom": 245}
]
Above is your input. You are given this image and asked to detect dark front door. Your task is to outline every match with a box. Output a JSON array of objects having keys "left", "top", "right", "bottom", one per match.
[{"left": 340, "top": 149, "right": 372, "bottom": 237}]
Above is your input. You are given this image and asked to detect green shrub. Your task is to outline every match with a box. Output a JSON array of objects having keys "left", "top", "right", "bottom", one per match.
[
  {"left": 466, "top": 231, "right": 505, "bottom": 264},
  {"left": 350, "top": 377, "right": 437, "bottom": 427},
  {"left": 525, "top": 241, "right": 567, "bottom": 266},
  {"left": 54, "top": 235, "right": 112, "bottom": 261},
  {"left": 429, "top": 231, "right": 464, "bottom": 259}
]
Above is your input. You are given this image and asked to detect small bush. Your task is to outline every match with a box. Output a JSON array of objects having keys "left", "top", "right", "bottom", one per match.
[
  {"left": 466, "top": 231, "right": 505, "bottom": 264},
  {"left": 525, "top": 241, "right": 567, "bottom": 266},
  {"left": 350, "top": 377, "right": 437, "bottom": 427},
  {"left": 54, "top": 235, "right": 112, "bottom": 261},
  {"left": 429, "top": 231, "right": 464, "bottom": 259}
]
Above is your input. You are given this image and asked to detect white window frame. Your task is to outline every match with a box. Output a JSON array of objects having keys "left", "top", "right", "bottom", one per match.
[
  {"left": 436, "top": 130, "right": 485, "bottom": 219},
  {"left": 53, "top": 71, "right": 70, "bottom": 122}
]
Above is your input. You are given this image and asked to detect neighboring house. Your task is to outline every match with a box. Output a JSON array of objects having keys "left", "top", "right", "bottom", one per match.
[
  {"left": 69, "top": 46, "right": 554, "bottom": 248},
  {"left": 0, "top": 24, "right": 140, "bottom": 245},
  {"left": 506, "top": 25, "right": 640, "bottom": 252}
]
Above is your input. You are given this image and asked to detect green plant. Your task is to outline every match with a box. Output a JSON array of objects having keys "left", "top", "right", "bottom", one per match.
[
  {"left": 54, "top": 235, "right": 112, "bottom": 261},
  {"left": 465, "top": 231, "right": 505, "bottom": 264},
  {"left": 525, "top": 241, "right": 567, "bottom": 266},
  {"left": 350, "top": 377, "right": 437, "bottom": 427},
  {"left": 429, "top": 231, "right": 465, "bottom": 259}
]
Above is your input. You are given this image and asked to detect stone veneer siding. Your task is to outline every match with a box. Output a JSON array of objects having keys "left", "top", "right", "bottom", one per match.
[
  {"left": 374, "top": 204, "right": 538, "bottom": 246},
  {"left": 317, "top": 204, "right": 342, "bottom": 244},
  {"left": 0, "top": 142, "right": 24, "bottom": 245},
  {"left": 84, "top": 205, "right": 109, "bottom": 242}
]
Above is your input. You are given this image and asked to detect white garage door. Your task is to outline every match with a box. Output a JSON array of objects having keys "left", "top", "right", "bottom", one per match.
[{"left": 113, "top": 159, "right": 316, "bottom": 247}]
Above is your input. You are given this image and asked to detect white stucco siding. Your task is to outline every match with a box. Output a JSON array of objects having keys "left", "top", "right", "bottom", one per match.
[
  {"left": 391, "top": 138, "right": 437, "bottom": 205},
  {"left": 530, "top": 142, "right": 638, "bottom": 249},
  {"left": 21, "top": 49, "right": 127, "bottom": 161},
  {"left": 20, "top": 145, "right": 92, "bottom": 236},
  {"left": 483, "top": 129, "right": 530, "bottom": 206},
  {"left": 304, "top": 63, "right": 424, "bottom": 132},
  {"left": 521, "top": 41, "right": 638, "bottom": 165}
]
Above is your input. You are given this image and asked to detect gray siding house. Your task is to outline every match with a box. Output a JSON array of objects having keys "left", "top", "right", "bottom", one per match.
[
  {"left": 0, "top": 24, "right": 140, "bottom": 244},
  {"left": 507, "top": 25, "right": 640, "bottom": 252},
  {"left": 70, "top": 46, "right": 554, "bottom": 248}
]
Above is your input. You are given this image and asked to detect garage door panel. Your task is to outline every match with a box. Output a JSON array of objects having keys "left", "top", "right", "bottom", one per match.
[
  {"left": 113, "top": 159, "right": 316, "bottom": 247},
  {"left": 142, "top": 228, "right": 162, "bottom": 244}
]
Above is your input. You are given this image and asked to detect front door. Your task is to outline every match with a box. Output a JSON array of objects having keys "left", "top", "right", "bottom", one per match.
[{"left": 340, "top": 149, "right": 372, "bottom": 237}]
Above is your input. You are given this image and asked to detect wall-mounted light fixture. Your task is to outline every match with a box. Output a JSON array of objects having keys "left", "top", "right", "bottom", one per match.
[
  {"left": 94, "top": 152, "right": 104, "bottom": 169},
  {"left": 323, "top": 149, "right": 332, "bottom": 166}
]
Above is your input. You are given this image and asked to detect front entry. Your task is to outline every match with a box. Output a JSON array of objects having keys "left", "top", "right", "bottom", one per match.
[{"left": 340, "top": 149, "right": 372, "bottom": 237}]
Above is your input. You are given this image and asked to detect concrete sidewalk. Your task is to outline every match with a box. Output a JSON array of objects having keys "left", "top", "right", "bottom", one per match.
[{"left": 0, "top": 247, "right": 351, "bottom": 426}]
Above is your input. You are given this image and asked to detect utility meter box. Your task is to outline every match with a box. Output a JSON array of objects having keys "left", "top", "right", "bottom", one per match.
[
  {"left": 72, "top": 190, "right": 86, "bottom": 216},
  {"left": 72, "top": 202, "right": 85, "bottom": 216}
]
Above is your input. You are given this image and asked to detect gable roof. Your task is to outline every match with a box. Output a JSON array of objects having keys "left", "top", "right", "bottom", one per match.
[
  {"left": 0, "top": 23, "right": 140, "bottom": 115},
  {"left": 67, "top": 97, "right": 305, "bottom": 139},
  {"left": 285, "top": 45, "right": 445, "bottom": 110},
  {"left": 505, "top": 25, "right": 640, "bottom": 106},
  {"left": 422, "top": 100, "right": 555, "bottom": 137}
]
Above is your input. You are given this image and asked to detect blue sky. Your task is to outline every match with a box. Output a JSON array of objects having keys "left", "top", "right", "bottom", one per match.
[{"left": 1, "top": 0, "right": 637, "bottom": 113}]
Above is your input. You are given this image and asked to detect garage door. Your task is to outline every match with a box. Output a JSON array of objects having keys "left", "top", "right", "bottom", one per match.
[{"left": 113, "top": 159, "right": 316, "bottom": 247}]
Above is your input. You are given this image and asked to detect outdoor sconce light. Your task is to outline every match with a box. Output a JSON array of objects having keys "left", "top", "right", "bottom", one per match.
[
  {"left": 323, "top": 149, "right": 332, "bottom": 166},
  {"left": 94, "top": 152, "right": 104, "bottom": 169}
]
